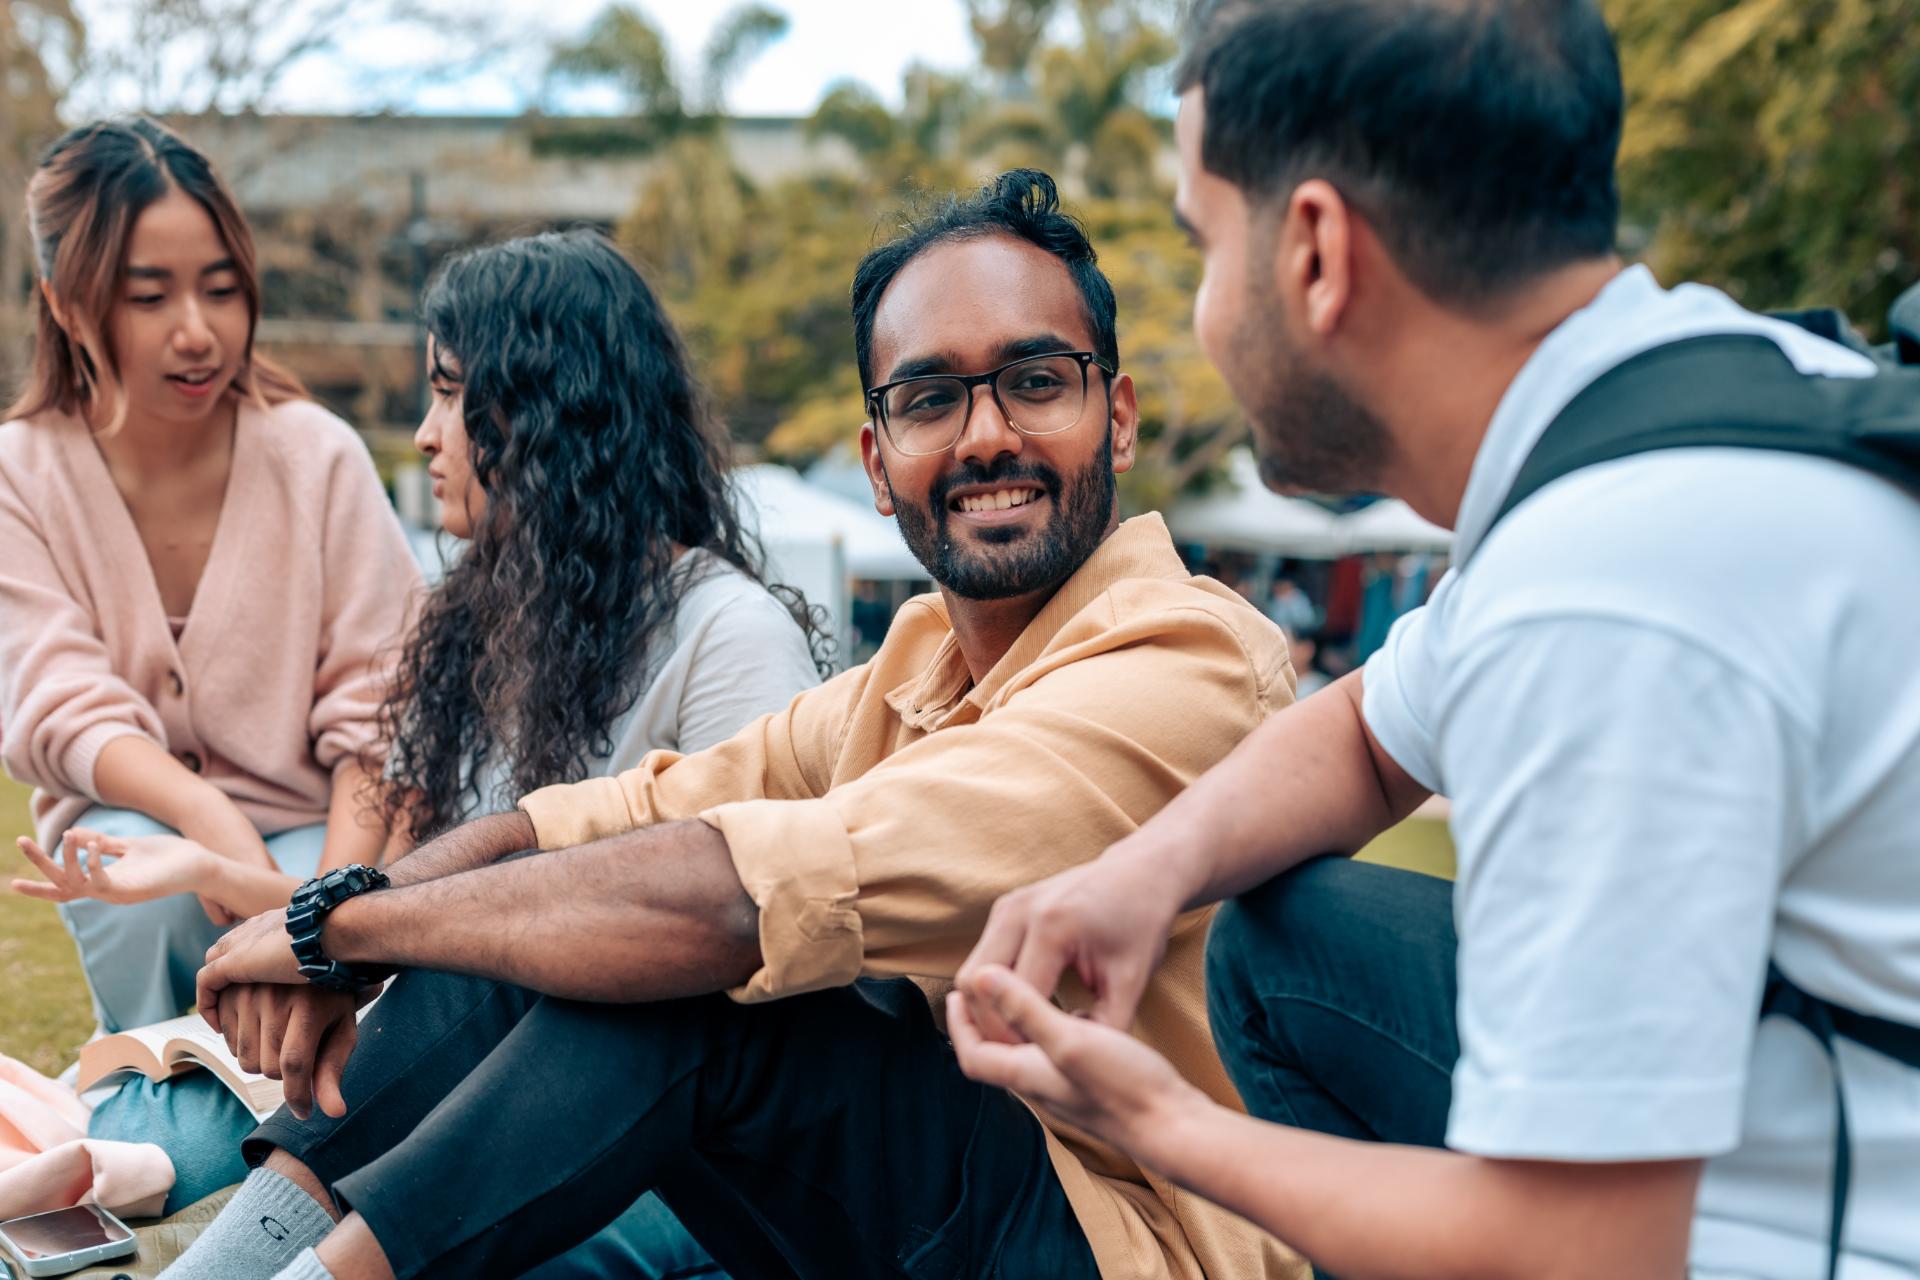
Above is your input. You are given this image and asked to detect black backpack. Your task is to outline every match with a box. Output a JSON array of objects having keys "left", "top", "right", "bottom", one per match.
[{"left": 1483, "top": 282, "right": 1920, "bottom": 1280}]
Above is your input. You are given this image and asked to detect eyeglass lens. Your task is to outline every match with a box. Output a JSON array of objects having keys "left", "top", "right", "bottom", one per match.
[{"left": 882, "top": 354, "right": 1088, "bottom": 453}]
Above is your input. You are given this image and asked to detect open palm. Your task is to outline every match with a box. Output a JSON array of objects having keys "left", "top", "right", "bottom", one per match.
[{"left": 12, "top": 827, "right": 216, "bottom": 909}]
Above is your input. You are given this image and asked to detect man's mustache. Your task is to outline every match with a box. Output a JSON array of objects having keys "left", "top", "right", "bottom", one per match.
[{"left": 929, "top": 461, "right": 1062, "bottom": 512}]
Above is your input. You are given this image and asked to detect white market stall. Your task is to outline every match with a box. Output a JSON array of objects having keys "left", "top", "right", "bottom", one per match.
[
  {"left": 1336, "top": 499, "right": 1451, "bottom": 554},
  {"left": 1165, "top": 449, "right": 1345, "bottom": 558},
  {"left": 731, "top": 464, "right": 926, "bottom": 662}
]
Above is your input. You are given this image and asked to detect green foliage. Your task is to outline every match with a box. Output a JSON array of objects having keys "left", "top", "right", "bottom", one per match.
[
  {"left": 1605, "top": 0, "right": 1920, "bottom": 334},
  {"left": 615, "top": 0, "right": 1235, "bottom": 510}
]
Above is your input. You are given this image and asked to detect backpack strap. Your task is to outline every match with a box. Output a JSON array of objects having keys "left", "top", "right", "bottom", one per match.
[
  {"left": 1487, "top": 334, "right": 1920, "bottom": 539},
  {"left": 1482, "top": 329, "right": 1920, "bottom": 1275},
  {"left": 1763, "top": 968, "right": 1920, "bottom": 1280}
]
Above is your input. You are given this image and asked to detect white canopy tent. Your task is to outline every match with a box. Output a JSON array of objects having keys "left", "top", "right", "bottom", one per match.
[
  {"left": 1336, "top": 499, "right": 1452, "bottom": 554},
  {"left": 1166, "top": 449, "right": 1346, "bottom": 558},
  {"left": 731, "top": 464, "right": 923, "bottom": 581}
]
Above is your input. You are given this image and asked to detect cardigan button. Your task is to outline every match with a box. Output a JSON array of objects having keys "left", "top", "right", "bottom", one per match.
[
  {"left": 180, "top": 750, "right": 202, "bottom": 773},
  {"left": 166, "top": 669, "right": 184, "bottom": 697}
]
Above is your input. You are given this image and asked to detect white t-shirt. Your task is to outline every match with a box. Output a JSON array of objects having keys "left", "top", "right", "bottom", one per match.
[
  {"left": 472, "top": 550, "right": 820, "bottom": 810},
  {"left": 1362, "top": 266, "right": 1920, "bottom": 1278}
]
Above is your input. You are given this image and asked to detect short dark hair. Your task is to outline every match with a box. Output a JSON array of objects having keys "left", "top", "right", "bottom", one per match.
[
  {"left": 851, "top": 169, "right": 1119, "bottom": 390},
  {"left": 1176, "top": 0, "right": 1623, "bottom": 303}
]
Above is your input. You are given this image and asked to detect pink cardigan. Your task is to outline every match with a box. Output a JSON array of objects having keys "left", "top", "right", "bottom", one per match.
[{"left": 0, "top": 399, "right": 422, "bottom": 848}]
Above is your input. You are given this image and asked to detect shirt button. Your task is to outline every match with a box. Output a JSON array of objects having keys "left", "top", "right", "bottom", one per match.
[
  {"left": 180, "top": 750, "right": 202, "bottom": 773},
  {"left": 167, "top": 669, "right": 184, "bottom": 697}
]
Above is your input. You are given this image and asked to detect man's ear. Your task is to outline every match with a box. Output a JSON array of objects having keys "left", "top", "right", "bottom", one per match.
[
  {"left": 859, "top": 420, "right": 896, "bottom": 517},
  {"left": 1279, "top": 178, "right": 1355, "bottom": 341},
  {"left": 1107, "top": 371, "right": 1140, "bottom": 476},
  {"left": 39, "top": 280, "right": 70, "bottom": 332}
]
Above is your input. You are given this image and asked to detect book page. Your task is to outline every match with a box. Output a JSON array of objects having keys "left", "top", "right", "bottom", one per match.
[
  {"left": 73, "top": 994, "right": 382, "bottom": 1121},
  {"left": 75, "top": 1017, "right": 186, "bottom": 1091}
]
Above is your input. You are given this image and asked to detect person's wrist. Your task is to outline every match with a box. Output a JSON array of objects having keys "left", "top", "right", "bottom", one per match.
[
  {"left": 1128, "top": 1080, "right": 1220, "bottom": 1182},
  {"left": 1107, "top": 827, "right": 1207, "bottom": 915},
  {"left": 318, "top": 892, "right": 384, "bottom": 967}
]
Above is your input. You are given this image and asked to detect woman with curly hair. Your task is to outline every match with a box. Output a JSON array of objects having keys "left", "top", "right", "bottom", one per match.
[{"left": 32, "top": 231, "right": 822, "bottom": 1274}]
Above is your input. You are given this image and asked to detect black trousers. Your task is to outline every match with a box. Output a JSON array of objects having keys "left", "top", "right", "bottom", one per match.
[
  {"left": 247, "top": 972, "right": 1101, "bottom": 1280},
  {"left": 1204, "top": 856, "right": 1460, "bottom": 1280}
]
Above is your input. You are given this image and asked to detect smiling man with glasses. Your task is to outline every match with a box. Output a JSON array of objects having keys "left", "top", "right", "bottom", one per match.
[{"left": 168, "top": 169, "right": 1305, "bottom": 1280}]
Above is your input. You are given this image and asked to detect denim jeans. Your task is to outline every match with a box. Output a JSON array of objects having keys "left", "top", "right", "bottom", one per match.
[
  {"left": 56, "top": 807, "right": 327, "bottom": 1034},
  {"left": 248, "top": 970, "right": 1102, "bottom": 1279},
  {"left": 1205, "top": 856, "right": 1460, "bottom": 1279}
]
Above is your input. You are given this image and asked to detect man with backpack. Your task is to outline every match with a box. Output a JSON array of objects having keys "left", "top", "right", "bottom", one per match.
[{"left": 950, "top": 2, "right": 1920, "bottom": 1278}]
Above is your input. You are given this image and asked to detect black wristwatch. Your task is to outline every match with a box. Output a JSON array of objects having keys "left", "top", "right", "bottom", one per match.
[{"left": 286, "top": 864, "right": 394, "bottom": 992}]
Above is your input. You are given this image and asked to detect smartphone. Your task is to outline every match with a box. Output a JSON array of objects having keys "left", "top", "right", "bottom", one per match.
[{"left": 0, "top": 1204, "right": 137, "bottom": 1277}]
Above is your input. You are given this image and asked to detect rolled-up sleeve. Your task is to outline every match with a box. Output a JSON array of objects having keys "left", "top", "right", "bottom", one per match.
[{"left": 715, "top": 604, "right": 1281, "bottom": 1002}]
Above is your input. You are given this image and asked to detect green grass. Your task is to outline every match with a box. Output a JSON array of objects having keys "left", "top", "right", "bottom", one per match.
[
  {"left": 0, "top": 771, "right": 1457, "bottom": 1078},
  {"left": 1356, "top": 813, "right": 1457, "bottom": 880},
  {"left": 0, "top": 776, "right": 94, "bottom": 1076}
]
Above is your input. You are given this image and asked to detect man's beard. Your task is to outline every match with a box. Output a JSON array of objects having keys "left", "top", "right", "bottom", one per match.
[
  {"left": 1233, "top": 282, "right": 1393, "bottom": 496},
  {"left": 889, "top": 432, "right": 1115, "bottom": 601}
]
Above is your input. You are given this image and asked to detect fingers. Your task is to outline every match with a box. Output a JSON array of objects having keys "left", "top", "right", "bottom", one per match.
[
  {"left": 197, "top": 956, "right": 233, "bottom": 1032},
  {"left": 217, "top": 986, "right": 241, "bottom": 1061},
  {"left": 16, "top": 836, "right": 65, "bottom": 886},
  {"left": 1088, "top": 961, "right": 1152, "bottom": 1032},
  {"left": 968, "top": 965, "right": 1079, "bottom": 1058},
  {"left": 957, "top": 896, "right": 1038, "bottom": 1045},
  {"left": 946, "top": 989, "right": 1074, "bottom": 1100},
  {"left": 279, "top": 996, "right": 321, "bottom": 1120},
  {"left": 9, "top": 877, "right": 68, "bottom": 901},
  {"left": 230, "top": 985, "right": 260, "bottom": 1073},
  {"left": 313, "top": 1017, "right": 358, "bottom": 1120},
  {"left": 259, "top": 989, "right": 289, "bottom": 1078}
]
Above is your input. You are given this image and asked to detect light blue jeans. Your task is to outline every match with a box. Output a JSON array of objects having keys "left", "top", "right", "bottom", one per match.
[{"left": 55, "top": 806, "right": 327, "bottom": 1035}]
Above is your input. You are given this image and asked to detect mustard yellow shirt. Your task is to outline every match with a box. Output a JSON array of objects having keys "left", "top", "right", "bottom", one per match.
[{"left": 520, "top": 513, "right": 1307, "bottom": 1280}]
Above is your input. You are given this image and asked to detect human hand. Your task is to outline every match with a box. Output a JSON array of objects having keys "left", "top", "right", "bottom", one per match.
[
  {"left": 12, "top": 828, "right": 218, "bottom": 913},
  {"left": 197, "top": 906, "right": 302, "bottom": 1026},
  {"left": 956, "top": 839, "right": 1187, "bottom": 1042},
  {"left": 949, "top": 966, "right": 1212, "bottom": 1176},
  {"left": 217, "top": 982, "right": 370, "bottom": 1120}
]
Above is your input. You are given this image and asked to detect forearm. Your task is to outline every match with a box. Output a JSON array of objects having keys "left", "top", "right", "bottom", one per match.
[
  {"left": 1155, "top": 1102, "right": 1697, "bottom": 1280},
  {"left": 92, "top": 735, "right": 222, "bottom": 830},
  {"left": 1122, "top": 670, "right": 1429, "bottom": 910},
  {"left": 316, "top": 760, "right": 386, "bottom": 874},
  {"left": 382, "top": 811, "right": 537, "bottom": 888},
  {"left": 323, "top": 818, "right": 760, "bottom": 1001},
  {"left": 203, "top": 857, "right": 302, "bottom": 917}
]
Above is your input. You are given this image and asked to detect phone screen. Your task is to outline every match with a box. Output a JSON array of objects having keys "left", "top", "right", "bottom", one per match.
[{"left": 0, "top": 1204, "right": 132, "bottom": 1259}]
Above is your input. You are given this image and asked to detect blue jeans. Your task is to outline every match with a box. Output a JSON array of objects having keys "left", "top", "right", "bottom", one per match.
[
  {"left": 1205, "top": 856, "right": 1459, "bottom": 1280},
  {"left": 56, "top": 806, "right": 328, "bottom": 1034}
]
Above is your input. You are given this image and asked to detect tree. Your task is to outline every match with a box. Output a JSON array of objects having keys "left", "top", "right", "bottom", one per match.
[
  {"left": 614, "top": 0, "right": 1232, "bottom": 510},
  {"left": 1606, "top": 0, "right": 1920, "bottom": 333},
  {"left": 1, "top": 0, "right": 84, "bottom": 380},
  {"left": 536, "top": 2, "right": 789, "bottom": 156},
  {"left": 0, "top": 0, "right": 502, "bottom": 391}
]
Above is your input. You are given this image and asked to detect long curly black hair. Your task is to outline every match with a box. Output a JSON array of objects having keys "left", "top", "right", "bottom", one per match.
[{"left": 378, "top": 228, "right": 829, "bottom": 842}]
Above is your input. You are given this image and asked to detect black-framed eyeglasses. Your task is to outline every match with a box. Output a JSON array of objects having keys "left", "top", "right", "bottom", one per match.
[{"left": 866, "top": 351, "right": 1116, "bottom": 457}]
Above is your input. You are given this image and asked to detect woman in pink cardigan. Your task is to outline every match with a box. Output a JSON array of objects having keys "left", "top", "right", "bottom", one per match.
[{"left": 0, "top": 118, "right": 420, "bottom": 1034}]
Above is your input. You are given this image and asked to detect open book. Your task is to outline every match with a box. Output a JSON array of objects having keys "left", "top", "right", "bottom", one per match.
[{"left": 77, "top": 1013, "right": 283, "bottom": 1120}]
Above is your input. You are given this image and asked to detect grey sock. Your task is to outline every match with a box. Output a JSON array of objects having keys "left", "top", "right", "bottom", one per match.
[
  {"left": 269, "top": 1249, "right": 335, "bottom": 1280},
  {"left": 159, "top": 1166, "right": 334, "bottom": 1279}
]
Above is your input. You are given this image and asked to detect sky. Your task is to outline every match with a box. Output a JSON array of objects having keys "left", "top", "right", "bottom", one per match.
[{"left": 197, "top": 0, "right": 983, "bottom": 118}]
